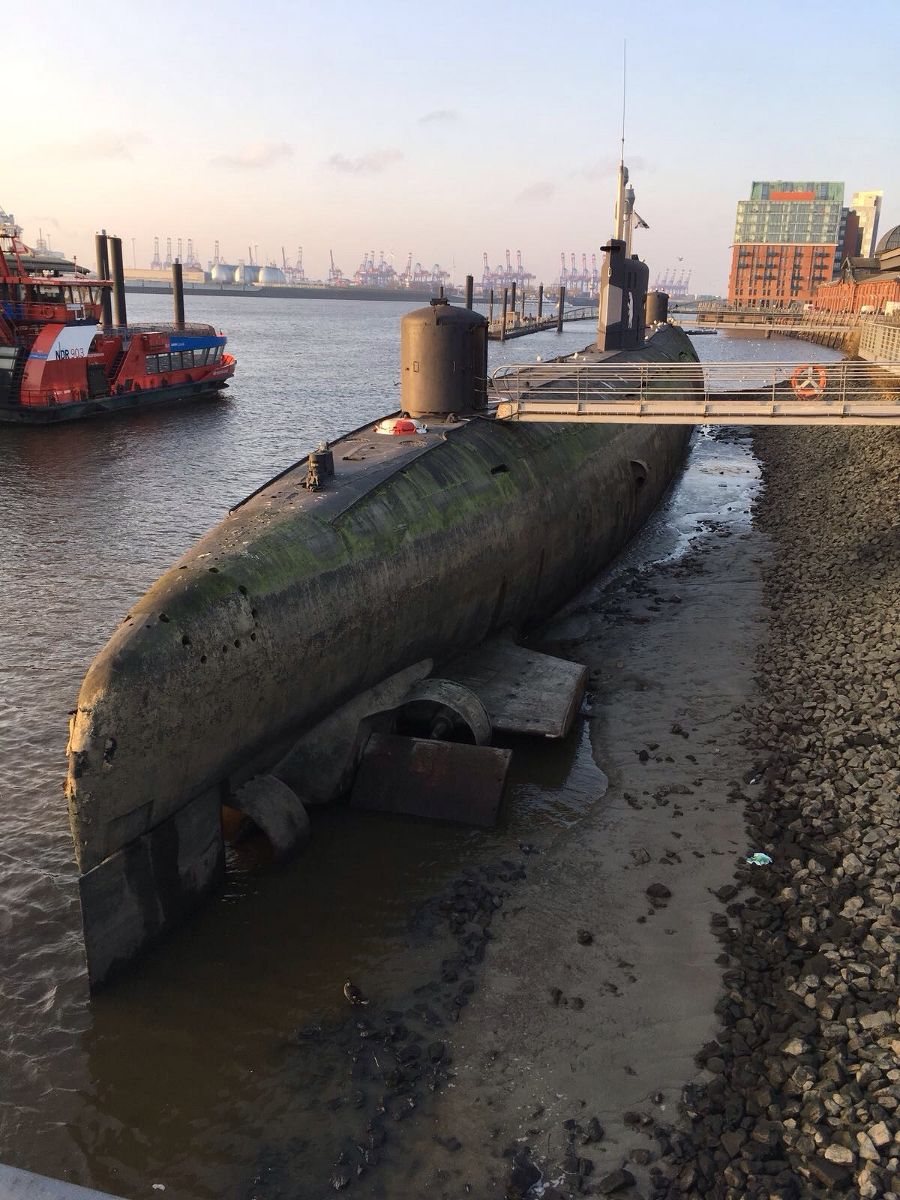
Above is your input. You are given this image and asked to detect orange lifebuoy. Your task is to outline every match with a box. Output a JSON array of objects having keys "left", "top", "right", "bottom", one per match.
[{"left": 790, "top": 364, "right": 827, "bottom": 399}]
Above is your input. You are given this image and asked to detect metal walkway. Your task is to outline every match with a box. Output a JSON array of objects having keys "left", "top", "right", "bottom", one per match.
[
  {"left": 693, "top": 305, "right": 863, "bottom": 336},
  {"left": 487, "top": 306, "right": 598, "bottom": 341},
  {"left": 491, "top": 359, "right": 900, "bottom": 425}
]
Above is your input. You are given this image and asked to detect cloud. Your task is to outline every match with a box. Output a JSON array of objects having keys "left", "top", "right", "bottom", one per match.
[
  {"left": 516, "top": 181, "right": 555, "bottom": 203},
  {"left": 210, "top": 141, "right": 293, "bottom": 169},
  {"left": 326, "top": 149, "right": 403, "bottom": 175},
  {"left": 419, "top": 108, "right": 459, "bottom": 124},
  {"left": 55, "top": 132, "right": 149, "bottom": 161}
]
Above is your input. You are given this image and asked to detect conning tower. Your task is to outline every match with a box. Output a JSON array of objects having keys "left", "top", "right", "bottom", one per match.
[{"left": 400, "top": 297, "right": 488, "bottom": 418}]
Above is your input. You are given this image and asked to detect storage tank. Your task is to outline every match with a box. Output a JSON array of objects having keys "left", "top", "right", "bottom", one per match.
[
  {"left": 258, "top": 265, "right": 286, "bottom": 285},
  {"left": 400, "top": 298, "right": 488, "bottom": 418},
  {"left": 211, "top": 262, "right": 236, "bottom": 284},
  {"left": 234, "top": 262, "right": 260, "bottom": 284}
]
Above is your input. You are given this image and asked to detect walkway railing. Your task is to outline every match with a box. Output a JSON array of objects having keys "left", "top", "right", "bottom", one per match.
[
  {"left": 490, "top": 359, "right": 900, "bottom": 425},
  {"left": 487, "top": 306, "right": 598, "bottom": 341}
]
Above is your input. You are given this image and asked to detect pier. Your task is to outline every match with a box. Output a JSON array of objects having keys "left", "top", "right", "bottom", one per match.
[
  {"left": 693, "top": 303, "right": 864, "bottom": 336},
  {"left": 491, "top": 358, "right": 900, "bottom": 425},
  {"left": 487, "top": 304, "right": 598, "bottom": 341}
]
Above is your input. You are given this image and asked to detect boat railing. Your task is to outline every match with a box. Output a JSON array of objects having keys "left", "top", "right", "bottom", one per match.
[{"left": 120, "top": 322, "right": 219, "bottom": 336}]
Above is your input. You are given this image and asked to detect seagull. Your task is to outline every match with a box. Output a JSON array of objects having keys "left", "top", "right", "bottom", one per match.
[{"left": 343, "top": 979, "right": 369, "bottom": 1007}]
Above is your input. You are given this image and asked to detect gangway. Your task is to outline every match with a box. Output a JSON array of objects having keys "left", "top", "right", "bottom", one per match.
[{"left": 491, "top": 359, "right": 900, "bottom": 426}]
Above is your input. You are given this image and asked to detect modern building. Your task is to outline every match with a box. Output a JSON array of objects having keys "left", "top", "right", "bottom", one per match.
[
  {"left": 850, "top": 190, "right": 883, "bottom": 258},
  {"left": 727, "top": 181, "right": 856, "bottom": 307},
  {"left": 814, "top": 224, "right": 900, "bottom": 314}
]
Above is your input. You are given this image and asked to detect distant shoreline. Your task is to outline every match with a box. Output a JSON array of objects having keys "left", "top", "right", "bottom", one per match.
[{"left": 124, "top": 281, "right": 464, "bottom": 303}]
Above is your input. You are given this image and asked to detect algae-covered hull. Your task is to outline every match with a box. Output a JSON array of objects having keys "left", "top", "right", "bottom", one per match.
[{"left": 66, "top": 325, "right": 698, "bottom": 986}]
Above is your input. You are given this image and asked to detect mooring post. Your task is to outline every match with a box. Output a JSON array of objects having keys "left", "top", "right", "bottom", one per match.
[
  {"left": 557, "top": 284, "right": 565, "bottom": 333},
  {"left": 172, "top": 261, "right": 185, "bottom": 330},
  {"left": 510, "top": 281, "right": 517, "bottom": 316},
  {"left": 94, "top": 231, "right": 112, "bottom": 328},
  {"left": 501, "top": 287, "right": 509, "bottom": 342},
  {"left": 489, "top": 288, "right": 494, "bottom": 324},
  {"left": 521, "top": 285, "right": 526, "bottom": 321},
  {"left": 109, "top": 236, "right": 127, "bottom": 328},
  {"left": 439, "top": 283, "right": 445, "bottom": 299},
  {"left": 465, "top": 274, "right": 474, "bottom": 310},
  {"left": 538, "top": 283, "right": 544, "bottom": 322}
]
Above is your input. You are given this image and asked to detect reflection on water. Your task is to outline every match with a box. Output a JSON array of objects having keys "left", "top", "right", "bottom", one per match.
[{"left": 0, "top": 307, "right": 841, "bottom": 1196}]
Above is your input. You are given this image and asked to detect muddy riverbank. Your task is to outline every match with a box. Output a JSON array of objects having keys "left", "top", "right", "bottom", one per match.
[{"left": 333, "top": 424, "right": 898, "bottom": 1200}]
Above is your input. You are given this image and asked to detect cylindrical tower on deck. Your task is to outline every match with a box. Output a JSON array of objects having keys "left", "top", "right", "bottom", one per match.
[{"left": 400, "top": 298, "right": 488, "bottom": 417}]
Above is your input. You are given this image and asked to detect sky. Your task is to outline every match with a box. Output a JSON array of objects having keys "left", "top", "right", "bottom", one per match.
[{"left": 6, "top": 0, "right": 900, "bottom": 295}]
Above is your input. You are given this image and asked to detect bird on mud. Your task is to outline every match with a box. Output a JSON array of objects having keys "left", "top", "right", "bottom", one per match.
[{"left": 343, "top": 979, "right": 369, "bottom": 1007}]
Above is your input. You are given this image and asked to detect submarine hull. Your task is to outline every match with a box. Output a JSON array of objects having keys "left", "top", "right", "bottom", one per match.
[{"left": 66, "top": 325, "right": 698, "bottom": 986}]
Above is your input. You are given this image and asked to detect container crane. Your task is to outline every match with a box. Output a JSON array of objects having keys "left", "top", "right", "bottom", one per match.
[{"left": 328, "top": 250, "right": 345, "bottom": 286}]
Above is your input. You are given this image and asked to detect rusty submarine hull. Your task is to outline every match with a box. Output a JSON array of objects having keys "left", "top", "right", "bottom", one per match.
[{"left": 65, "top": 293, "right": 700, "bottom": 988}]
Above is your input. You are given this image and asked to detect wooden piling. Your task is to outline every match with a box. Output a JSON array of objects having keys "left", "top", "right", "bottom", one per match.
[
  {"left": 510, "top": 281, "right": 517, "bottom": 314},
  {"left": 465, "top": 275, "right": 474, "bottom": 310},
  {"left": 501, "top": 287, "right": 509, "bottom": 342},
  {"left": 489, "top": 289, "right": 494, "bottom": 324},
  {"left": 557, "top": 285, "right": 565, "bottom": 333},
  {"left": 538, "top": 283, "right": 544, "bottom": 321}
]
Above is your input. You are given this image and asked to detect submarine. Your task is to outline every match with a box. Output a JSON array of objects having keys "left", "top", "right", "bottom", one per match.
[{"left": 65, "top": 168, "right": 701, "bottom": 988}]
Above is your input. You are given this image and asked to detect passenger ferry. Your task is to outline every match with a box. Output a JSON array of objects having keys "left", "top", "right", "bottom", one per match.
[{"left": 0, "top": 207, "right": 235, "bottom": 423}]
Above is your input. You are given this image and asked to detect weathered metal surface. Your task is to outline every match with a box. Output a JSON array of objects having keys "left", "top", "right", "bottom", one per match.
[
  {"left": 398, "top": 679, "right": 492, "bottom": 744},
  {"left": 78, "top": 788, "right": 224, "bottom": 988},
  {"left": 350, "top": 734, "right": 511, "bottom": 826},
  {"left": 66, "top": 323, "right": 696, "bottom": 985},
  {"left": 443, "top": 640, "right": 587, "bottom": 738},
  {"left": 400, "top": 298, "right": 487, "bottom": 416},
  {"left": 230, "top": 775, "right": 309, "bottom": 858},
  {"left": 274, "top": 660, "right": 433, "bottom": 805}
]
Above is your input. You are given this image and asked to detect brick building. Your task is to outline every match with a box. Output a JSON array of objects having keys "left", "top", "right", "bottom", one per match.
[
  {"left": 727, "top": 181, "right": 858, "bottom": 307},
  {"left": 814, "top": 224, "right": 900, "bottom": 313}
]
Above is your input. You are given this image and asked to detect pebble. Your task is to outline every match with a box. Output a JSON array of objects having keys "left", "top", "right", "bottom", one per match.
[
  {"left": 596, "top": 1167, "right": 636, "bottom": 1194},
  {"left": 648, "top": 427, "right": 900, "bottom": 1199},
  {"left": 645, "top": 883, "right": 672, "bottom": 902}
]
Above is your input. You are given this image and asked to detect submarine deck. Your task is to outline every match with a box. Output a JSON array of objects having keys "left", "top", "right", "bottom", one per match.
[{"left": 223, "top": 343, "right": 620, "bottom": 539}]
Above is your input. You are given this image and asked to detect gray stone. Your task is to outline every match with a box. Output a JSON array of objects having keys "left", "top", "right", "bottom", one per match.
[{"left": 596, "top": 1168, "right": 636, "bottom": 1194}]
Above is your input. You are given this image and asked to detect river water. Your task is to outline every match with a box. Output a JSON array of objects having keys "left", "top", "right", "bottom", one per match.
[{"left": 0, "top": 299, "right": 841, "bottom": 1198}]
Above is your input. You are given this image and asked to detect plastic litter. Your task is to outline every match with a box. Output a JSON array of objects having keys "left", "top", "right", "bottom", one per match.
[{"left": 745, "top": 852, "right": 772, "bottom": 866}]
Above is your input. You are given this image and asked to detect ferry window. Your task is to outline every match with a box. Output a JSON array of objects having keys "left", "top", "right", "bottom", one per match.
[
  {"left": 158, "top": 353, "right": 171, "bottom": 372},
  {"left": 194, "top": 348, "right": 208, "bottom": 365},
  {"left": 182, "top": 350, "right": 194, "bottom": 367},
  {"left": 170, "top": 352, "right": 183, "bottom": 370},
  {"left": 146, "top": 355, "right": 158, "bottom": 373},
  {"left": 214, "top": 346, "right": 222, "bottom": 361}
]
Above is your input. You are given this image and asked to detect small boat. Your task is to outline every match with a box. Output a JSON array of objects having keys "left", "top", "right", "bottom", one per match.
[{"left": 0, "top": 208, "right": 235, "bottom": 423}]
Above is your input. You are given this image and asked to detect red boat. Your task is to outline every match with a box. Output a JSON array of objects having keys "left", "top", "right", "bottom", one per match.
[{"left": 0, "top": 208, "right": 236, "bottom": 423}]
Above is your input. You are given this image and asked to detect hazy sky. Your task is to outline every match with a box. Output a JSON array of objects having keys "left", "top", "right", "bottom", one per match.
[{"left": 6, "top": 0, "right": 899, "bottom": 293}]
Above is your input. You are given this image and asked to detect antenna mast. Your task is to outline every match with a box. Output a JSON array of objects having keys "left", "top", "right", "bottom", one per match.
[{"left": 614, "top": 41, "right": 628, "bottom": 241}]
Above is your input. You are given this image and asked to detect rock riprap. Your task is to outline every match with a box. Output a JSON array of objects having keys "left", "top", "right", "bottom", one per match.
[{"left": 653, "top": 427, "right": 900, "bottom": 1200}]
